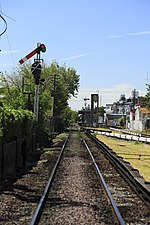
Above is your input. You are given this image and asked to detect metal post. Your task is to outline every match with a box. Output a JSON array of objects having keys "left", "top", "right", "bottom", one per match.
[
  {"left": 37, "top": 42, "right": 41, "bottom": 60},
  {"left": 91, "top": 95, "right": 94, "bottom": 127},
  {"left": 33, "top": 43, "right": 41, "bottom": 121},
  {"left": 22, "top": 75, "right": 33, "bottom": 111},
  {"left": 83, "top": 97, "right": 89, "bottom": 126},
  {"left": 34, "top": 85, "right": 39, "bottom": 122},
  {"left": 53, "top": 74, "right": 56, "bottom": 117}
]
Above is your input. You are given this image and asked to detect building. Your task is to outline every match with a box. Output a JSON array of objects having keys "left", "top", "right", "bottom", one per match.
[
  {"left": 129, "top": 107, "right": 150, "bottom": 131},
  {"left": 105, "top": 94, "right": 133, "bottom": 127}
]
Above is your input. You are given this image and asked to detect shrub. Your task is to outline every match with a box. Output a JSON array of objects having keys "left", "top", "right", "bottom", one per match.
[{"left": 0, "top": 106, "right": 34, "bottom": 143}]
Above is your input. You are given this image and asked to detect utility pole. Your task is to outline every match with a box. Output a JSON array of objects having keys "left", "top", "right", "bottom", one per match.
[
  {"left": 22, "top": 75, "right": 32, "bottom": 110},
  {"left": 146, "top": 72, "right": 149, "bottom": 85},
  {"left": 34, "top": 84, "right": 39, "bottom": 121},
  {"left": 53, "top": 74, "right": 57, "bottom": 117},
  {"left": 50, "top": 73, "right": 59, "bottom": 117},
  {"left": 83, "top": 97, "right": 89, "bottom": 126}
]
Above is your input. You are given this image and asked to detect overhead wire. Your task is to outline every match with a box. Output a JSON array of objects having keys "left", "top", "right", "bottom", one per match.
[
  {"left": 6, "top": 32, "right": 15, "bottom": 67},
  {"left": 0, "top": 1, "right": 7, "bottom": 37},
  {"left": 0, "top": 11, "right": 15, "bottom": 22},
  {"left": 0, "top": 14, "right": 7, "bottom": 37},
  {"left": 0, "top": 1, "right": 15, "bottom": 22},
  {"left": 0, "top": 2, "right": 16, "bottom": 68}
]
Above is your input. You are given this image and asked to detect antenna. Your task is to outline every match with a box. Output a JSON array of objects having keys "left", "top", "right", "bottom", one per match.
[{"left": 146, "top": 72, "right": 149, "bottom": 85}]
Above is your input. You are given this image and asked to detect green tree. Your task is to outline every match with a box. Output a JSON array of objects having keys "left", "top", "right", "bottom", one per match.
[
  {"left": 94, "top": 106, "right": 105, "bottom": 118},
  {"left": 0, "top": 66, "right": 33, "bottom": 109},
  {"left": 118, "top": 117, "right": 124, "bottom": 127},
  {"left": 145, "top": 84, "right": 150, "bottom": 109},
  {"left": 39, "top": 61, "right": 80, "bottom": 120},
  {"left": 97, "top": 106, "right": 105, "bottom": 116},
  {"left": 0, "top": 61, "right": 80, "bottom": 131},
  {"left": 139, "top": 96, "right": 147, "bottom": 107},
  {"left": 62, "top": 107, "right": 78, "bottom": 128}
]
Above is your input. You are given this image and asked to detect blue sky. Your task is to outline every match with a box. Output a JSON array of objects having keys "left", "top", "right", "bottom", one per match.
[{"left": 0, "top": 0, "right": 150, "bottom": 110}]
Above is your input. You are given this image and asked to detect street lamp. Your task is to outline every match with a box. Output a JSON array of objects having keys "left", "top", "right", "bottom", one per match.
[
  {"left": 51, "top": 73, "right": 62, "bottom": 117},
  {"left": 83, "top": 97, "right": 90, "bottom": 126}
]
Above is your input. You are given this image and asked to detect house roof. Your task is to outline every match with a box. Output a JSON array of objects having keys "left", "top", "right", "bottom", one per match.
[
  {"left": 106, "top": 114, "right": 123, "bottom": 119},
  {"left": 140, "top": 107, "right": 150, "bottom": 114}
]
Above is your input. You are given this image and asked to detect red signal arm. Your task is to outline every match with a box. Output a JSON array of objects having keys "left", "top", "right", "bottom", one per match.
[{"left": 19, "top": 48, "right": 37, "bottom": 64}]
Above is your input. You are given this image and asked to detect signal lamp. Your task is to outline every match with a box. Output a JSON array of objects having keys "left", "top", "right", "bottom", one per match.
[
  {"left": 31, "top": 61, "right": 41, "bottom": 85},
  {"left": 40, "top": 44, "right": 46, "bottom": 52},
  {"left": 36, "top": 44, "right": 46, "bottom": 54}
]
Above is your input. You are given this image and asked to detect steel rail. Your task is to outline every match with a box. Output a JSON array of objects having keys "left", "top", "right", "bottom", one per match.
[
  {"left": 30, "top": 134, "right": 70, "bottom": 225},
  {"left": 86, "top": 131, "right": 150, "bottom": 208},
  {"left": 82, "top": 137, "right": 125, "bottom": 225}
]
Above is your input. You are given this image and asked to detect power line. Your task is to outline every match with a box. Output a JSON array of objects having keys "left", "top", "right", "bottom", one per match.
[
  {"left": 0, "top": 2, "right": 16, "bottom": 68},
  {"left": 6, "top": 32, "right": 15, "bottom": 67},
  {"left": 0, "top": 14, "right": 7, "bottom": 37},
  {"left": 0, "top": 2, "right": 7, "bottom": 36},
  {"left": 0, "top": 11, "right": 16, "bottom": 22},
  {"left": 0, "top": 2, "right": 15, "bottom": 22}
]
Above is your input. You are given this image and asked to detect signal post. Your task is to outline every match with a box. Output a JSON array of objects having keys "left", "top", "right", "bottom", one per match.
[{"left": 19, "top": 43, "right": 46, "bottom": 121}]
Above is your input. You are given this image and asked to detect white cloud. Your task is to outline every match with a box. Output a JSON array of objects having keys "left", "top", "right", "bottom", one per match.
[
  {"left": 127, "top": 31, "right": 150, "bottom": 36},
  {"left": 109, "top": 31, "right": 150, "bottom": 38},
  {"left": 60, "top": 52, "right": 95, "bottom": 61},
  {"left": 0, "top": 50, "right": 20, "bottom": 54},
  {"left": 68, "top": 83, "right": 146, "bottom": 110}
]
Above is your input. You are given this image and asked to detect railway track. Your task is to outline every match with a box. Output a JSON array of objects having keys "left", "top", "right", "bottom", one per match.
[
  {"left": 85, "top": 130, "right": 150, "bottom": 205},
  {"left": 87, "top": 127, "right": 150, "bottom": 144},
  {"left": 30, "top": 130, "right": 150, "bottom": 224}
]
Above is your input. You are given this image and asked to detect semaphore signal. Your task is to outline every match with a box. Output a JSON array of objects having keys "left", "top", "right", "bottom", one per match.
[{"left": 19, "top": 44, "right": 46, "bottom": 64}]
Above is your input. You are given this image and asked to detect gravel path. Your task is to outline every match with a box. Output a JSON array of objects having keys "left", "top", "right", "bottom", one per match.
[
  {"left": 1, "top": 130, "right": 149, "bottom": 224},
  {"left": 39, "top": 132, "right": 115, "bottom": 224}
]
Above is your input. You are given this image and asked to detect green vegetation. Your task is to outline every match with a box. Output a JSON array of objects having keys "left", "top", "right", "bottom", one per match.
[
  {"left": 118, "top": 117, "right": 124, "bottom": 127},
  {"left": 96, "top": 134, "right": 150, "bottom": 182},
  {"left": 0, "top": 105, "right": 34, "bottom": 143},
  {"left": 142, "top": 84, "right": 150, "bottom": 109},
  {"left": 0, "top": 61, "right": 79, "bottom": 143}
]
